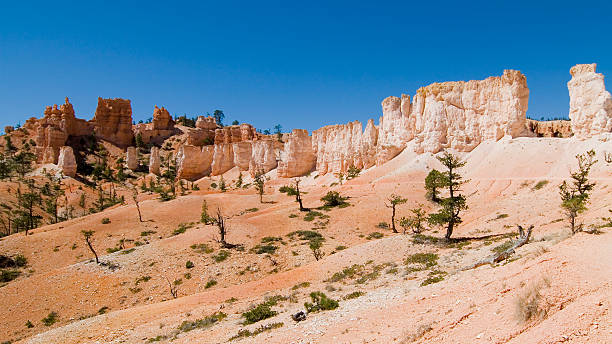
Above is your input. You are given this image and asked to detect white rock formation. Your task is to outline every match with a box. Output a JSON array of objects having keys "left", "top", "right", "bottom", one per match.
[
  {"left": 312, "top": 120, "right": 378, "bottom": 175},
  {"left": 568, "top": 63, "right": 612, "bottom": 138},
  {"left": 149, "top": 146, "right": 161, "bottom": 175},
  {"left": 57, "top": 146, "right": 76, "bottom": 177},
  {"left": 278, "top": 129, "right": 316, "bottom": 177},
  {"left": 176, "top": 145, "right": 213, "bottom": 180},
  {"left": 211, "top": 143, "right": 234, "bottom": 176},
  {"left": 126, "top": 147, "right": 139, "bottom": 171},
  {"left": 249, "top": 139, "right": 278, "bottom": 175}
]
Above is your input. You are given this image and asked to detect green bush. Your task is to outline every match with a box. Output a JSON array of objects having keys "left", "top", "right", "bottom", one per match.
[
  {"left": 242, "top": 303, "right": 277, "bottom": 324},
  {"left": 304, "top": 292, "right": 339, "bottom": 313},
  {"left": 13, "top": 254, "right": 27, "bottom": 267},
  {"left": 205, "top": 279, "right": 217, "bottom": 289},
  {"left": 178, "top": 312, "right": 226, "bottom": 332},
  {"left": 185, "top": 260, "right": 194, "bottom": 269},
  {"left": 532, "top": 180, "right": 549, "bottom": 190},
  {"left": 172, "top": 223, "right": 191, "bottom": 236},
  {"left": 0, "top": 269, "right": 21, "bottom": 282},
  {"left": 213, "top": 250, "right": 230, "bottom": 262},
  {"left": 41, "top": 312, "right": 59, "bottom": 326},
  {"left": 320, "top": 191, "right": 348, "bottom": 207},
  {"left": 229, "top": 322, "right": 284, "bottom": 341},
  {"left": 366, "top": 232, "right": 384, "bottom": 240},
  {"left": 101, "top": 217, "right": 111, "bottom": 224},
  {"left": 343, "top": 291, "right": 365, "bottom": 300}
]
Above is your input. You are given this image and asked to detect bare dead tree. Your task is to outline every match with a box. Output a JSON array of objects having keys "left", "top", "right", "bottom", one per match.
[
  {"left": 294, "top": 178, "right": 307, "bottom": 211},
  {"left": 215, "top": 207, "right": 238, "bottom": 249},
  {"left": 131, "top": 187, "right": 143, "bottom": 222},
  {"left": 465, "top": 225, "right": 533, "bottom": 270},
  {"left": 165, "top": 276, "right": 179, "bottom": 299}
]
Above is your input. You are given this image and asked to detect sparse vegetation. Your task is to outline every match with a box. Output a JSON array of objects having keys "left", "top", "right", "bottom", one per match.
[
  {"left": 559, "top": 150, "right": 597, "bottom": 234},
  {"left": 213, "top": 250, "right": 230, "bottom": 262},
  {"left": 320, "top": 191, "right": 348, "bottom": 208},
  {"left": 366, "top": 232, "right": 384, "bottom": 240},
  {"left": 101, "top": 217, "right": 110, "bottom": 224},
  {"left": 229, "top": 322, "right": 284, "bottom": 341},
  {"left": 515, "top": 278, "right": 551, "bottom": 322},
  {"left": 304, "top": 291, "right": 339, "bottom": 313},
  {"left": 532, "top": 180, "right": 549, "bottom": 190},
  {"left": 41, "top": 312, "right": 58, "bottom": 326},
  {"left": 205, "top": 279, "right": 217, "bottom": 289},
  {"left": 343, "top": 291, "right": 365, "bottom": 300},
  {"left": 177, "top": 312, "right": 227, "bottom": 333}
]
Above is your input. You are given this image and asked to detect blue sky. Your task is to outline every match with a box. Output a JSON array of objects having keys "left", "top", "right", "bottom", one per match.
[{"left": 1, "top": 1, "right": 610, "bottom": 133}]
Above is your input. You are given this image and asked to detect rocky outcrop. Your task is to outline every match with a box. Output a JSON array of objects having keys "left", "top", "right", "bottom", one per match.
[
  {"left": 57, "top": 146, "right": 76, "bottom": 177},
  {"left": 92, "top": 98, "right": 133, "bottom": 147},
  {"left": 149, "top": 147, "right": 161, "bottom": 175},
  {"left": 249, "top": 139, "right": 278, "bottom": 175},
  {"left": 312, "top": 121, "right": 378, "bottom": 175},
  {"left": 406, "top": 69, "right": 529, "bottom": 154},
  {"left": 25, "top": 97, "right": 92, "bottom": 164},
  {"left": 126, "top": 147, "right": 139, "bottom": 171},
  {"left": 133, "top": 106, "right": 177, "bottom": 145},
  {"left": 214, "top": 124, "right": 257, "bottom": 144},
  {"left": 568, "top": 63, "right": 612, "bottom": 138},
  {"left": 176, "top": 145, "right": 213, "bottom": 180},
  {"left": 195, "top": 116, "right": 218, "bottom": 130},
  {"left": 527, "top": 119, "right": 572, "bottom": 138},
  {"left": 278, "top": 130, "right": 316, "bottom": 177},
  {"left": 185, "top": 116, "right": 218, "bottom": 146}
]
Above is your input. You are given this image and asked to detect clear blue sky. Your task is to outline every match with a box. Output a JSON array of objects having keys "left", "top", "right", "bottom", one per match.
[{"left": 1, "top": 1, "right": 610, "bottom": 133}]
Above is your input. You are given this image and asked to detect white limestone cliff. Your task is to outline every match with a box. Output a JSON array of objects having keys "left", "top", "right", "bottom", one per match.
[{"left": 568, "top": 63, "right": 612, "bottom": 138}]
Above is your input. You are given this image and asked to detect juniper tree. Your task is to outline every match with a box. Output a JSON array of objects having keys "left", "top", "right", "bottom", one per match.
[
  {"left": 254, "top": 169, "right": 266, "bottom": 203},
  {"left": 559, "top": 150, "right": 597, "bottom": 234},
  {"left": 386, "top": 194, "right": 407, "bottom": 233},
  {"left": 427, "top": 152, "right": 468, "bottom": 240},
  {"left": 425, "top": 169, "right": 445, "bottom": 203}
]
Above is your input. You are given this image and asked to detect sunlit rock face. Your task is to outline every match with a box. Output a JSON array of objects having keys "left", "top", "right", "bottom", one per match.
[
  {"left": 568, "top": 63, "right": 612, "bottom": 138},
  {"left": 149, "top": 146, "right": 161, "bottom": 175},
  {"left": 249, "top": 139, "right": 277, "bottom": 176},
  {"left": 92, "top": 97, "right": 134, "bottom": 147},
  {"left": 176, "top": 145, "right": 213, "bottom": 180},
  {"left": 57, "top": 146, "right": 77, "bottom": 177},
  {"left": 278, "top": 129, "right": 316, "bottom": 177}
]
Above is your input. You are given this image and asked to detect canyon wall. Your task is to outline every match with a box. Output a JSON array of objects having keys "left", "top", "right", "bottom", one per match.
[
  {"left": 526, "top": 119, "right": 572, "bottom": 138},
  {"left": 568, "top": 63, "right": 612, "bottom": 138},
  {"left": 278, "top": 129, "right": 316, "bottom": 177}
]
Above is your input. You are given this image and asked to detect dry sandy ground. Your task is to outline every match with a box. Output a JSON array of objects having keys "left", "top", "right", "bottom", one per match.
[{"left": 1, "top": 137, "right": 611, "bottom": 343}]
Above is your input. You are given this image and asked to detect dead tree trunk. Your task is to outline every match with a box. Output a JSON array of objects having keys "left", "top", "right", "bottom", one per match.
[
  {"left": 465, "top": 225, "right": 533, "bottom": 270},
  {"left": 215, "top": 207, "right": 238, "bottom": 249}
]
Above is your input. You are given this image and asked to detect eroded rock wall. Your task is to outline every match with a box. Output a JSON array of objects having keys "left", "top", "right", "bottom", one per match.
[
  {"left": 568, "top": 63, "right": 612, "bottom": 138},
  {"left": 92, "top": 97, "right": 133, "bottom": 147},
  {"left": 249, "top": 139, "right": 277, "bottom": 175},
  {"left": 278, "top": 129, "right": 316, "bottom": 177},
  {"left": 527, "top": 119, "right": 572, "bottom": 138},
  {"left": 176, "top": 145, "right": 213, "bottom": 180},
  {"left": 57, "top": 146, "right": 76, "bottom": 177}
]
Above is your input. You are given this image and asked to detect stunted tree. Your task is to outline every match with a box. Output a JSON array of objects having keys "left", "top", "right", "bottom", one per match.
[
  {"left": 200, "top": 199, "right": 213, "bottom": 224},
  {"left": 293, "top": 178, "right": 307, "bottom": 211},
  {"left": 386, "top": 194, "right": 407, "bottom": 233},
  {"left": 16, "top": 180, "right": 42, "bottom": 235},
  {"left": 274, "top": 124, "right": 283, "bottom": 142},
  {"left": 559, "top": 150, "right": 597, "bottom": 234},
  {"left": 425, "top": 169, "right": 445, "bottom": 203},
  {"left": 310, "top": 240, "right": 324, "bottom": 261},
  {"left": 82, "top": 230, "right": 99, "bottom": 264},
  {"left": 254, "top": 169, "right": 265, "bottom": 203},
  {"left": 400, "top": 205, "right": 427, "bottom": 234},
  {"left": 335, "top": 172, "right": 344, "bottom": 185},
  {"left": 427, "top": 152, "right": 468, "bottom": 240},
  {"left": 346, "top": 165, "right": 361, "bottom": 180}
]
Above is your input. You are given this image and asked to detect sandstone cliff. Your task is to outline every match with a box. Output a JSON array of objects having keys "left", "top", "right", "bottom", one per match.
[
  {"left": 134, "top": 106, "right": 177, "bottom": 145},
  {"left": 92, "top": 98, "right": 133, "bottom": 147},
  {"left": 278, "top": 129, "right": 316, "bottom": 177},
  {"left": 249, "top": 139, "right": 278, "bottom": 176},
  {"left": 57, "top": 146, "right": 76, "bottom": 177},
  {"left": 176, "top": 145, "right": 213, "bottom": 180},
  {"left": 568, "top": 63, "right": 612, "bottom": 138}
]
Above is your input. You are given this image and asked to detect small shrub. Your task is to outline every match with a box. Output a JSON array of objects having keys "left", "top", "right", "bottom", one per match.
[
  {"left": 172, "top": 223, "right": 191, "bottom": 236},
  {"left": 532, "top": 180, "right": 549, "bottom": 190},
  {"left": 41, "top": 312, "right": 59, "bottom": 326},
  {"left": 343, "top": 291, "right": 365, "bottom": 300},
  {"left": 140, "top": 230, "right": 156, "bottom": 236},
  {"left": 184, "top": 272, "right": 191, "bottom": 279},
  {"left": 376, "top": 222, "right": 389, "bottom": 229},
  {"left": 242, "top": 303, "right": 277, "bottom": 324},
  {"left": 251, "top": 244, "right": 278, "bottom": 254},
  {"left": 120, "top": 248, "right": 136, "bottom": 255},
  {"left": 205, "top": 279, "right": 217, "bottom": 289},
  {"left": 303, "top": 211, "right": 327, "bottom": 222},
  {"left": 97, "top": 306, "right": 109, "bottom": 315},
  {"left": 335, "top": 245, "right": 347, "bottom": 251},
  {"left": 515, "top": 279, "right": 551, "bottom": 322},
  {"left": 101, "top": 217, "right": 111, "bottom": 224},
  {"left": 366, "top": 232, "right": 384, "bottom": 240},
  {"left": 229, "top": 322, "right": 283, "bottom": 341},
  {"left": 25, "top": 320, "right": 34, "bottom": 328},
  {"left": 288, "top": 214, "right": 298, "bottom": 218},
  {"left": 178, "top": 312, "right": 227, "bottom": 332},
  {"left": 190, "top": 243, "right": 214, "bottom": 254},
  {"left": 404, "top": 253, "right": 438, "bottom": 268},
  {"left": 492, "top": 240, "right": 513, "bottom": 254},
  {"left": 106, "top": 247, "right": 121, "bottom": 254},
  {"left": 320, "top": 191, "right": 348, "bottom": 207},
  {"left": 185, "top": 261, "right": 194, "bottom": 269},
  {"left": 13, "top": 254, "right": 27, "bottom": 267},
  {"left": 129, "top": 287, "right": 142, "bottom": 293},
  {"left": 292, "top": 281, "right": 311, "bottom": 290},
  {"left": 304, "top": 292, "right": 339, "bottom": 313},
  {"left": 213, "top": 250, "right": 230, "bottom": 262},
  {"left": 279, "top": 185, "right": 297, "bottom": 195}
]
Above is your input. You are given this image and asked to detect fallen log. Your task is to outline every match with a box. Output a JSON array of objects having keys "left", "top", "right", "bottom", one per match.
[{"left": 464, "top": 225, "right": 533, "bottom": 270}]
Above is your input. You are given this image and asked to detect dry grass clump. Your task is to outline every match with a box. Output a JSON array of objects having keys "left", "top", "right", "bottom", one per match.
[{"left": 515, "top": 277, "right": 551, "bottom": 322}]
